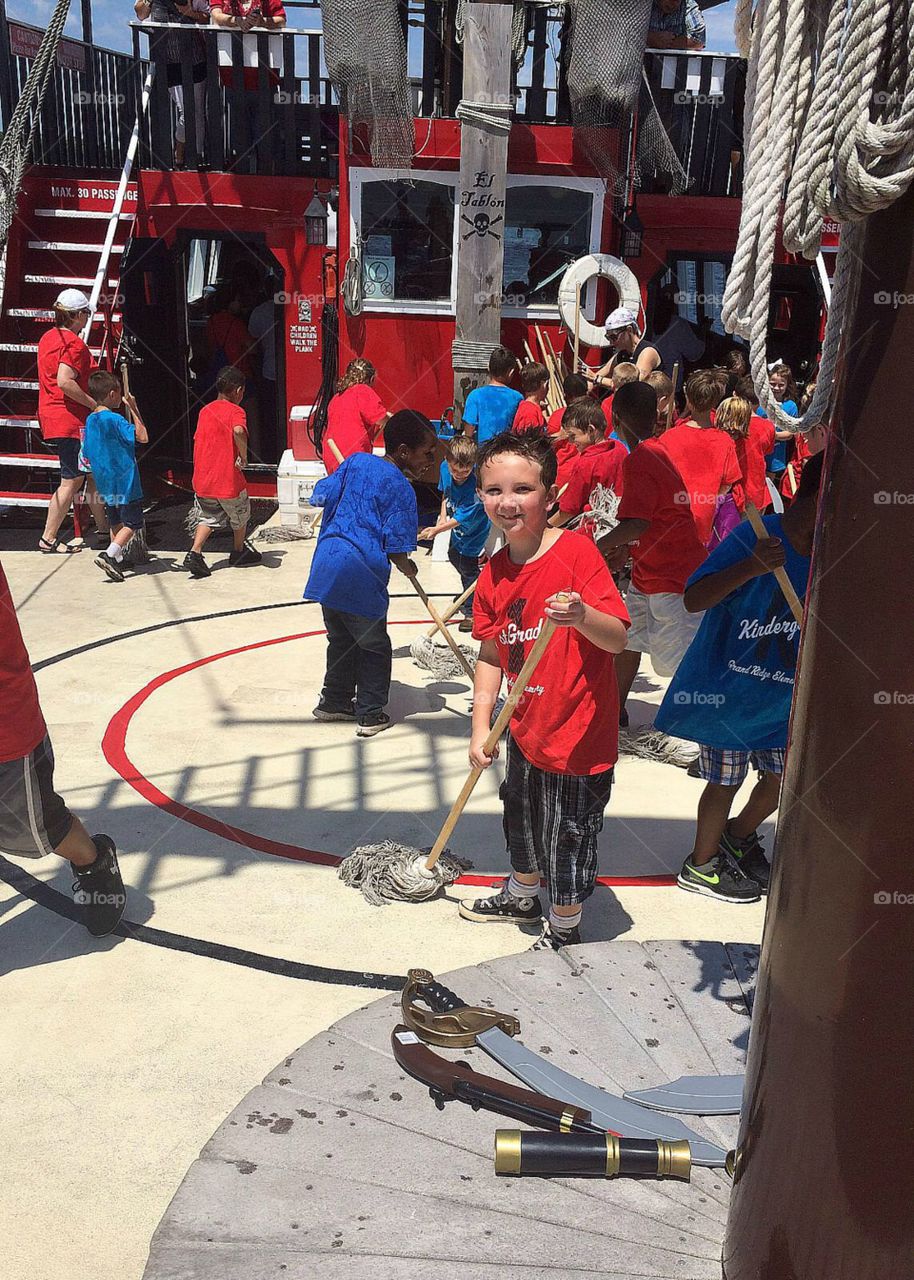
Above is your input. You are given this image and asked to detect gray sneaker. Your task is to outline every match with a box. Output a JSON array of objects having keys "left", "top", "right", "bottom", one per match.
[{"left": 458, "top": 883, "right": 542, "bottom": 924}]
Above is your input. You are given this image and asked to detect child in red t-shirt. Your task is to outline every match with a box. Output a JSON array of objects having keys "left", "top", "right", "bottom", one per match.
[
  {"left": 512, "top": 362, "right": 549, "bottom": 431},
  {"left": 599, "top": 361, "right": 638, "bottom": 437},
  {"left": 732, "top": 376, "right": 776, "bottom": 511},
  {"left": 0, "top": 560, "right": 126, "bottom": 936},
  {"left": 185, "top": 366, "right": 262, "bottom": 577},
  {"left": 597, "top": 381, "right": 707, "bottom": 725},
  {"left": 458, "top": 431, "right": 630, "bottom": 949},
  {"left": 550, "top": 399, "right": 625, "bottom": 534},
  {"left": 646, "top": 370, "right": 675, "bottom": 437},
  {"left": 545, "top": 373, "right": 589, "bottom": 493},
  {"left": 659, "top": 368, "right": 740, "bottom": 546},
  {"left": 323, "top": 358, "right": 390, "bottom": 474}
]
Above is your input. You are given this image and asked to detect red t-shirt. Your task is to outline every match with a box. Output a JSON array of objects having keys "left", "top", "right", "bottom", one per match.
[
  {"left": 208, "top": 311, "right": 255, "bottom": 378},
  {"left": 546, "top": 407, "right": 564, "bottom": 437},
  {"left": 616, "top": 438, "right": 708, "bottom": 595},
  {"left": 600, "top": 392, "right": 614, "bottom": 438},
  {"left": 512, "top": 400, "right": 546, "bottom": 432},
  {"left": 473, "top": 532, "right": 629, "bottom": 775},
  {"left": 193, "top": 400, "right": 248, "bottom": 499},
  {"left": 734, "top": 415, "right": 776, "bottom": 512},
  {"left": 559, "top": 440, "right": 626, "bottom": 516},
  {"left": 546, "top": 405, "right": 585, "bottom": 492},
  {"left": 658, "top": 422, "right": 741, "bottom": 546},
  {"left": 323, "top": 383, "right": 387, "bottom": 474},
  {"left": 0, "top": 563, "right": 47, "bottom": 762},
  {"left": 37, "top": 327, "right": 92, "bottom": 440}
]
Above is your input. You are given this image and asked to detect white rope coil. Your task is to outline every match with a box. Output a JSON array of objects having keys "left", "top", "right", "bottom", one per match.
[
  {"left": 722, "top": 0, "right": 914, "bottom": 432},
  {"left": 452, "top": 338, "right": 500, "bottom": 367},
  {"left": 456, "top": 99, "right": 514, "bottom": 134}
]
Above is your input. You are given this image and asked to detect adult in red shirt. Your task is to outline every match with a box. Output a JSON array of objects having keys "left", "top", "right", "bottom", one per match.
[
  {"left": 597, "top": 381, "right": 707, "bottom": 724},
  {"left": 0, "top": 559, "right": 127, "bottom": 934},
  {"left": 322, "top": 358, "right": 390, "bottom": 474},
  {"left": 184, "top": 365, "right": 262, "bottom": 576},
  {"left": 36, "top": 289, "right": 108, "bottom": 553},
  {"left": 659, "top": 369, "right": 739, "bottom": 545}
]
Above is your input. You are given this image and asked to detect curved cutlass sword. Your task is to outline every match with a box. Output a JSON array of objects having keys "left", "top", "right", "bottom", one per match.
[{"left": 403, "top": 969, "right": 728, "bottom": 1168}]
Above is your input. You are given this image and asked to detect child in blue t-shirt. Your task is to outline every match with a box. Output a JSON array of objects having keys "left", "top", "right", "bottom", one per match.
[
  {"left": 83, "top": 370, "right": 149, "bottom": 584},
  {"left": 304, "top": 411, "right": 438, "bottom": 737},
  {"left": 655, "top": 452, "right": 823, "bottom": 905},
  {"left": 419, "top": 436, "right": 491, "bottom": 632},
  {"left": 461, "top": 346, "right": 521, "bottom": 445}
]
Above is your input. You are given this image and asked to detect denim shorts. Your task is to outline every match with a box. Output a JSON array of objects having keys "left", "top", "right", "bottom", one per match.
[
  {"left": 104, "top": 499, "right": 145, "bottom": 530},
  {"left": 44, "top": 437, "right": 82, "bottom": 480}
]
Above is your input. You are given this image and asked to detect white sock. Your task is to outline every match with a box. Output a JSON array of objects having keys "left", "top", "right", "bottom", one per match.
[
  {"left": 507, "top": 874, "right": 539, "bottom": 901},
  {"left": 549, "top": 905, "right": 582, "bottom": 934},
  {"left": 107, "top": 542, "right": 124, "bottom": 561}
]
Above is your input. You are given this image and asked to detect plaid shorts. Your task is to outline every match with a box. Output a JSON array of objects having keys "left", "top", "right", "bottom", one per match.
[
  {"left": 191, "top": 491, "right": 251, "bottom": 531},
  {"left": 501, "top": 734, "right": 614, "bottom": 906},
  {"left": 0, "top": 734, "right": 73, "bottom": 858},
  {"left": 697, "top": 746, "right": 787, "bottom": 787}
]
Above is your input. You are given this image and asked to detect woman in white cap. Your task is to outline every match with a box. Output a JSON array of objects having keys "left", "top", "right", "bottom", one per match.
[
  {"left": 36, "top": 289, "right": 108, "bottom": 553},
  {"left": 585, "top": 306, "right": 643, "bottom": 390}
]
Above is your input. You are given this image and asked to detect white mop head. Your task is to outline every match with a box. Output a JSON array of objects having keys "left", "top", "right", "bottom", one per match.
[
  {"left": 409, "top": 635, "right": 476, "bottom": 680},
  {"left": 619, "top": 726, "right": 700, "bottom": 769},
  {"left": 339, "top": 840, "right": 472, "bottom": 905}
]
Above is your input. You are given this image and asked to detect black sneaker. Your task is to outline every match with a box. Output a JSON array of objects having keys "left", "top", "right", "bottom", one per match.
[
  {"left": 183, "top": 550, "right": 211, "bottom": 578},
  {"left": 531, "top": 921, "right": 582, "bottom": 950},
  {"left": 458, "top": 883, "right": 543, "bottom": 924},
  {"left": 95, "top": 551, "right": 124, "bottom": 583},
  {"left": 720, "top": 827, "right": 771, "bottom": 892},
  {"left": 313, "top": 701, "right": 357, "bottom": 722},
  {"left": 356, "top": 711, "right": 392, "bottom": 737},
  {"left": 677, "top": 852, "right": 761, "bottom": 904},
  {"left": 73, "top": 835, "right": 127, "bottom": 936},
  {"left": 229, "top": 541, "right": 263, "bottom": 567}
]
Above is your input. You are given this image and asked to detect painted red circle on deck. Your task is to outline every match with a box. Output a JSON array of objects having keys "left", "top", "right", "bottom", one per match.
[{"left": 101, "top": 624, "right": 675, "bottom": 887}]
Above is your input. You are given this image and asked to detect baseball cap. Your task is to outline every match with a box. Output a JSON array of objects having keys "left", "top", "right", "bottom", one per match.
[
  {"left": 55, "top": 288, "right": 91, "bottom": 312},
  {"left": 604, "top": 307, "right": 637, "bottom": 332}
]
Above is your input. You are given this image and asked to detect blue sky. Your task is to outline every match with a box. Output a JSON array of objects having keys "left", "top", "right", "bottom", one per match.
[{"left": 12, "top": 0, "right": 738, "bottom": 58}]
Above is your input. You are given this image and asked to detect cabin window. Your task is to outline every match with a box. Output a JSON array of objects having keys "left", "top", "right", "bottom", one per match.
[
  {"left": 360, "top": 179, "right": 455, "bottom": 303},
  {"left": 664, "top": 256, "right": 730, "bottom": 334},
  {"left": 502, "top": 185, "right": 593, "bottom": 307}
]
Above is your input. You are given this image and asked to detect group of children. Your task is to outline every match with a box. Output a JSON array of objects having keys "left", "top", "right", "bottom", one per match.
[
  {"left": 307, "top": 340, "right": 825, "bottom": 947},
  {"left": 76, "top": 363, "right": 264, "bottom": 582}
]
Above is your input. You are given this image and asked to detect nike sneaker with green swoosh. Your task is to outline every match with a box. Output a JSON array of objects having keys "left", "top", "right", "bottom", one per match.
[
  {"left": 719, "top": 827, "right": 771, "bottom": 892},
  {"left": 677, "top": 852, "right": 761, "bottom": 903}
]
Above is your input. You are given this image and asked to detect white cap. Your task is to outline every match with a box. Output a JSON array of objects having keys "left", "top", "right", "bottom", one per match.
[
  {"left": 55, "top": 288, "right": 91, "bottom": 312},
  {"left": 604, "top": 307, "right": 637, "bottom": 333}
]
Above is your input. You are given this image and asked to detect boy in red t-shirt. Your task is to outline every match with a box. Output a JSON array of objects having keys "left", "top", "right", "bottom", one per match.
[
  {"left": 511, "top": 362, "right": 549, "bottom": 431},
  {"left": 184, "top": 365, "right": 262, "bottom": 577},
  {"left": 546, "top": 373, "right": 589, "bottom": 493},
  {"left": 659, "top": 368, "right": 740, "bottom": 545},
  {"left": 550, "top": 399, "right": 625, "bottom": 533},
  {"left": 0, "top": 560, "right": 126, "bottom": 936},
  {"left": 599, "top": 361, "right": 638, "bottom": 437},
  {"left": 458, "top": 432, "right": 630, "bottom": 949},
  {"left": 597, "top": 381, "right": 707, "bottom": 725}
]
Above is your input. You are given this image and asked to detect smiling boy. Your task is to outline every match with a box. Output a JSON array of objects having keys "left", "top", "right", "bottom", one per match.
[{"left": 457, "top": 431, "right": 630, "bottom": 949}]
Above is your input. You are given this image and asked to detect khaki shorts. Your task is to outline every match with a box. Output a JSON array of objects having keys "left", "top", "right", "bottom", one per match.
[
  {"left": 191, "top": 491, "right": 251, "bottom": 531},
  {"left": 623, "top": 586, "right": 702, "bottom": 678}
]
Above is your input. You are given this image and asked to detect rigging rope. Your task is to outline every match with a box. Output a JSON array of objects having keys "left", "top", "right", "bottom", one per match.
[{"left": 722, "top": 0, "right": 914, "bottom": 431}]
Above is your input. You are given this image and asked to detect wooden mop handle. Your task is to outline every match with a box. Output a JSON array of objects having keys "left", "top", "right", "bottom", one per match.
[
  {"left": 424, "top": 614, "right": 560, "bottom": 871},
  {"left": 573, "top": 280, "right": 582, "bottom": 372},
  {"left": 426, "top": 578, "right": 477, "bottom": 637},
  {"left": 666, "top": 362, "right": 679, "bottom": 432},
  {"left": 409, "top": 577, "right": 475, "bottom": 680},
  {"left": 744, "top": 502, "right": 804, "bottom": 626},
  {"left": 326, "top": 437, "right": 345, "bottom": 465}
]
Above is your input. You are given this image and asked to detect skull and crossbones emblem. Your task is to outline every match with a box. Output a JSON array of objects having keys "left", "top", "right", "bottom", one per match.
[{"left": 462, "top": 211, "right": 503, "bottom": 240}]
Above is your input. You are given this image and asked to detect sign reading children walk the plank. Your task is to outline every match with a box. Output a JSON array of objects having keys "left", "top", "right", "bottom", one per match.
[{"left": 452, "top": 0, "right": 515, "bottom": 424}]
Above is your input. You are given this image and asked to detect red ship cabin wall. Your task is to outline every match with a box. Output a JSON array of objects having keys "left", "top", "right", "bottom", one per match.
[{"left": 337, "top": 117, "right": 744, "bottom": 428}]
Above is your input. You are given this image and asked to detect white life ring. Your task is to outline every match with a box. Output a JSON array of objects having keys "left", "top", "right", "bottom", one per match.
[{"left": 558, "top": 254, "right": 642, "bottom": 350}]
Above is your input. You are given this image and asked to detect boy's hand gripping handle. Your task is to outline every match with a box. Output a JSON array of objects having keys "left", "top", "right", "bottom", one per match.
[{"left": 423, "top": 612, "right": 561, "bottom": 872}]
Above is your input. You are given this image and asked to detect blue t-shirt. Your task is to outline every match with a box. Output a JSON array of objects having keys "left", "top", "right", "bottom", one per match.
[
  {"left": 83, "top": 409, "right": 142, "bottom": 505},
  {"left": 462, "top": 384, "right": 523, "bottom": 445},
  {"left": 303, "top": 452, "right": 417, "bottom": 620},
  {"left": 654, "top": 514, "right": 809, "bottom": 750},
  {"left": 439, "top": 460, "right": 489, "bottom": 558},
  {"left": 758, "top": 399, "right": 798, "bottom": 474}
]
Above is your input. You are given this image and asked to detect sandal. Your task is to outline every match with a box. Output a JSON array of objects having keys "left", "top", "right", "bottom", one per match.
[{"left": 38, "top": 537, "right": 81, "bottom": 554}]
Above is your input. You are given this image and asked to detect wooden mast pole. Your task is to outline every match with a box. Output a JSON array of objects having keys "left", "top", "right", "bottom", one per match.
[
  {"left": 451, "top": 0, "right": 514, "bottom": 428},
  {"left": 723, "top": 186, "right": 914, "bottom": 1277}
]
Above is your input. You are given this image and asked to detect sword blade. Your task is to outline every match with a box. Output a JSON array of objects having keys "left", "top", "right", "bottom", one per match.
[
  {"left": 624, "top": 1074, "right": 745, "bottom": 1116},
  {"left": 477, "top": 1027, "right": 729, "bottom": 1167}
]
